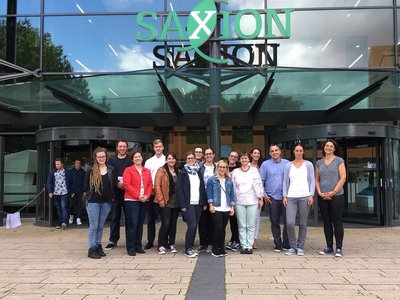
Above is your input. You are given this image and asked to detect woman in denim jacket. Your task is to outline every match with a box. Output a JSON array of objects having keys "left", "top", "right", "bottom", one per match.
[{"left": 206, "top": 160, "right": 235, "bottom": 258}]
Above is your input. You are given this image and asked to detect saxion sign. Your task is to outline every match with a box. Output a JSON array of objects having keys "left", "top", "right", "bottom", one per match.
[{"left": 136, "top": 0, "right": 293, "bottom": 64}]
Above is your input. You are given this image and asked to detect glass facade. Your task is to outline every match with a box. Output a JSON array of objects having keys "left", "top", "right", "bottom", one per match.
[{"left": 1, "top": 0, "right": 400, "bottom": 225}]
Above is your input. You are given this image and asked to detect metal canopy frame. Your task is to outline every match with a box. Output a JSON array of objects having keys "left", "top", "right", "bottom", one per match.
[
  {"left": 0, "top": 59, "right": 41, "bottom": 82},
  {"left": 46, "top": 85, "right": 108, "bottom": 125},
  {"left": 249, "top": 68, "right": 276, "bottom": 114},
  {"left": 326, "top": 74, "right": 391, "bottom": 122}
]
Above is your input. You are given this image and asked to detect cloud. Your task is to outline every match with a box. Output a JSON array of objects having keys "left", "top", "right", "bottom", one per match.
[
  {"left": 118, "top": 45, "right": 154, "bottom": 71},
  {"left": 100, "top": 0, "right": 152, "bottom": 10},
  {"left": 228, "top": 0, "right": 264, "bottom": 10}
]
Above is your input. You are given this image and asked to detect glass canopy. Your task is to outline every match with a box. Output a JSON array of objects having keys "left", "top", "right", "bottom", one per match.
[{"left": 0, "top": 68, "right": 395, "bottom": 114}]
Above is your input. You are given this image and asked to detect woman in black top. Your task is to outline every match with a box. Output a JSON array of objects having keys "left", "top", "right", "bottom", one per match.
[{"left": 84, "top": 147, "right": 117, "bottom": 259}]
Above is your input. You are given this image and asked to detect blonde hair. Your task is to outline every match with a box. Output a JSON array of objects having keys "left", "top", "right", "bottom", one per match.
[
  {"left": 90, "top": 147, "right": 107, "bottom": 194},
  {"left": 215, "top": 160, "right": 230, "bottom": 178},
  {"left": 153, "top": 139, "right": 163, "bottom": 146}
]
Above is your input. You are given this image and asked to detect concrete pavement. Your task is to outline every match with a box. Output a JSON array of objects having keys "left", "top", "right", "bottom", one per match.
[{"left": 1, "top": 218, "right": 400, "bottom": 299}]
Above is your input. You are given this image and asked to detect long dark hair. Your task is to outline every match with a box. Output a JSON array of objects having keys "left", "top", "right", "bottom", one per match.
[
  {"left": 250, "top": 148, "right": 263, "bottom": 168},
  {"left": 165, "top": 152, "right": 179, "bottom": 173}
]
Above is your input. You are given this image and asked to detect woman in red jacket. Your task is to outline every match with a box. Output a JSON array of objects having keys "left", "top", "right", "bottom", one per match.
[{"left": 123, "top": 150, "right": 153, "bottom": 256}]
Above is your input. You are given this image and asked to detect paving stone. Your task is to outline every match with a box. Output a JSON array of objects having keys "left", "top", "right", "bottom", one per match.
[{"left": 1, "top": 218, "right": 400, "bottom": 299}]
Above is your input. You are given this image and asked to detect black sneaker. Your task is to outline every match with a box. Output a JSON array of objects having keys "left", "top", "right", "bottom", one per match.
[
  {"left": 128, "top": 250, "right": 136, "bottom": 256},
  {"left": 240, "top": 249, "right": 248, "bottom": 254},
  {"left": 226, "top": 241, "right": 233, "bottom": 250},
  {"left": 135, "top": 248, "right": 145, "bottom": 254},
  {"left": 88, "top": 246, "right": 101, "bottom": 259},
  {"left": 274, "top": 246, "right": 282, "bottom": 253},
  {"left": 211, "top": 250, "right": 223, "bottom": 258},
  {"left": 196, "top": 245, "right": 208, "bottom": 252},
  {"left": 144, "top": 242, "right": 154, "bottom": 250},
  {"left": 97, "top": 245, "right": 106, "bottom": 257},
  {"left": 221, "top": 249, "right": 228, "bottom": 256},
  {"left": 105, "top": 243, "right": 116, "bottom": 250}
]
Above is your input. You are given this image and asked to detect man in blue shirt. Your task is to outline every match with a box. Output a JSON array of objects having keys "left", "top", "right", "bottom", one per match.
[{"left": 259, "top": 144, "right": 290, "bottom": 252}]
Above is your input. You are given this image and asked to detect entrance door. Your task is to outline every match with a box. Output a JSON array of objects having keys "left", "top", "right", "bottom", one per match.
[{"left": 342, "top": 139, "right": 383, "bottom": 225}]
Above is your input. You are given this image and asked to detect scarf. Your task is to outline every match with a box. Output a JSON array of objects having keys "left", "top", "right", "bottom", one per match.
[{"left": 184, "top": 163, "right": 200, "bottom": 175}]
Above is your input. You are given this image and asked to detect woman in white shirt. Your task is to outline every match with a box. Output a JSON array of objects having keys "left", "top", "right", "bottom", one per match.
[
  {"left": 282, "top": 143, "right": 315, "bottom": 256},
  {"left": 232, "top": 152, "right": 264, "bottom": 254}
]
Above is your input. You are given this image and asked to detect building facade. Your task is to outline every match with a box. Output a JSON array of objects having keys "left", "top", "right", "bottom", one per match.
[{"left": 1, "top": 0, "right": 400, "bottom": 226}]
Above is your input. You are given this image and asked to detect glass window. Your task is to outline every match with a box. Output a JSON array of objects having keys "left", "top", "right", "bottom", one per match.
[
  {"left": 43, "top": 15, "right": 157, "bottom": 72},
  {"left": 353, "top": 73, "right": 400, "bottom": 109},
  {"left": 0, "top": 0, "right": 40, "bottom": 15},
  {"left": 268, "top": 0, "right": 393, "bottom": 8},
  {"left": 0, "top": 17, "right": 41, "bottom": 71},
  {"left": 4, "top": 136, "right": 37, "bottom": 210},
  {"left": 276, "top": 9, "right": 394, "bottom": 68},
  {"left": 166, "top": 0, "right": 265, "bottom": 12},
  {"left": 186, "top": 128, "right": 207, "bottom": 144},
  {"left": 44, "top": 0, "right": 165, "bottom": 13},
  {"left": 392, "top": 139, "right": 400, "bottom": 222},
  {"left": 0, "top": 17, "right": 5, "bottom": 61},
  {"left": 232, "top": 127, "right": 253, "bottom": 144}
]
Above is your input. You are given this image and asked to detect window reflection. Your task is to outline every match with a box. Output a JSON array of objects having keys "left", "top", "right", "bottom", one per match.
[
  {"left": 44, "top": 0, "right": 164, "bottom": 13},
  {"left": 276, "top": 9, "right": 393, "bottom": 68},
  {"left": 268, "top": 0, "right": 392, "bottom": 8},
  {"left": 0, "top": 0, "right": 40, "bottom": 15}
]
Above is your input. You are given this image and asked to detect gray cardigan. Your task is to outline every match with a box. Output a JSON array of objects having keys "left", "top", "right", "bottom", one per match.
[{"left": 282, "top": 160, "right": 315, "bottom": 198}]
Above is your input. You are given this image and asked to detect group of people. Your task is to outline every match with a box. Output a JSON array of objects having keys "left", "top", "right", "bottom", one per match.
[{"left": 47, "top": 138, "right": 347, "bottom": 260}]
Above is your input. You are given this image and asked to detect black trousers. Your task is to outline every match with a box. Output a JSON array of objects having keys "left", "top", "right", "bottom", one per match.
[
  {"left": 69, "top": 192, "right": 83, "bottom": 219},
  {"left": 109, "top": 195, "right": 125, "bottom": 244},
  {"left": 268, "top": 199, "right": 289, "bottom": 249},
  {"left": 158, "top": 206, "right": 179, "bottom": 248},
  {"left": 147, "top": 195, "right": 159, "bottom": 244},
  {"left": 211, "top": 211, "right": 230, "bottom": 252},
  {"left": 198, "top": 207, "right": 213, "bottom": 247},
  {"left": 319, "top": 194, "right": 345, "bottom": 249},
  {"left": 228, "top": 215, "right": 239, "bottom": 243}
]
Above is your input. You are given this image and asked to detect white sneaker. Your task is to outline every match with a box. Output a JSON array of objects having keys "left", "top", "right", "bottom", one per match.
[
  {"left": 69, "top": 215, "right": 74, "bottom": 224},
  {"left": 76, "top": 218, "right": 82, "bottom": 225}
]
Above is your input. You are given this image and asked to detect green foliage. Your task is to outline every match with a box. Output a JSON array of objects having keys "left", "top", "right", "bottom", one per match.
[{"left": 0, "top": 18, "right": 72, "bottom": 72}]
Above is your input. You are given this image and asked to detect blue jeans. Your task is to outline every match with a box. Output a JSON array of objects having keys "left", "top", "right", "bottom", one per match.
[
  {"left": 53, "top": 194, "right": 69, "bottom": 225},
  {"left": 235, "top": 204, "right": 258, "bottom": 250},
  {"left": 124, "top": 201, "right": 149, "bottom": 252},
  {"left": 87, "top": 202, "right": 111, "bottom": 248}
]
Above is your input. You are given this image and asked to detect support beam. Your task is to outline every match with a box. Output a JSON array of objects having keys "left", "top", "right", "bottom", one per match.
[
  {"left": 249, "top": 68, "right": 276, "bottom": 114},
  {"left": 155, "top": 72, "right": 183, "bottom": 115},
  {"left": 327, "top": 74, "right": 390, "bottom": 122}
]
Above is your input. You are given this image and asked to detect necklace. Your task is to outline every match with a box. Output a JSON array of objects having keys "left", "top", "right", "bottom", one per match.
[{"left": 241, "top": 166, "right": 250, "bottom": 172}]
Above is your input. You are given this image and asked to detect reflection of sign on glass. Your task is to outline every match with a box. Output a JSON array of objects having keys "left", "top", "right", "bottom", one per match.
[
  {"left": 152, "top": 43, "right": 279, "bottom": 68},
  {"left": 367, "top": 162, "right": 376, "bottom": 169}
]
